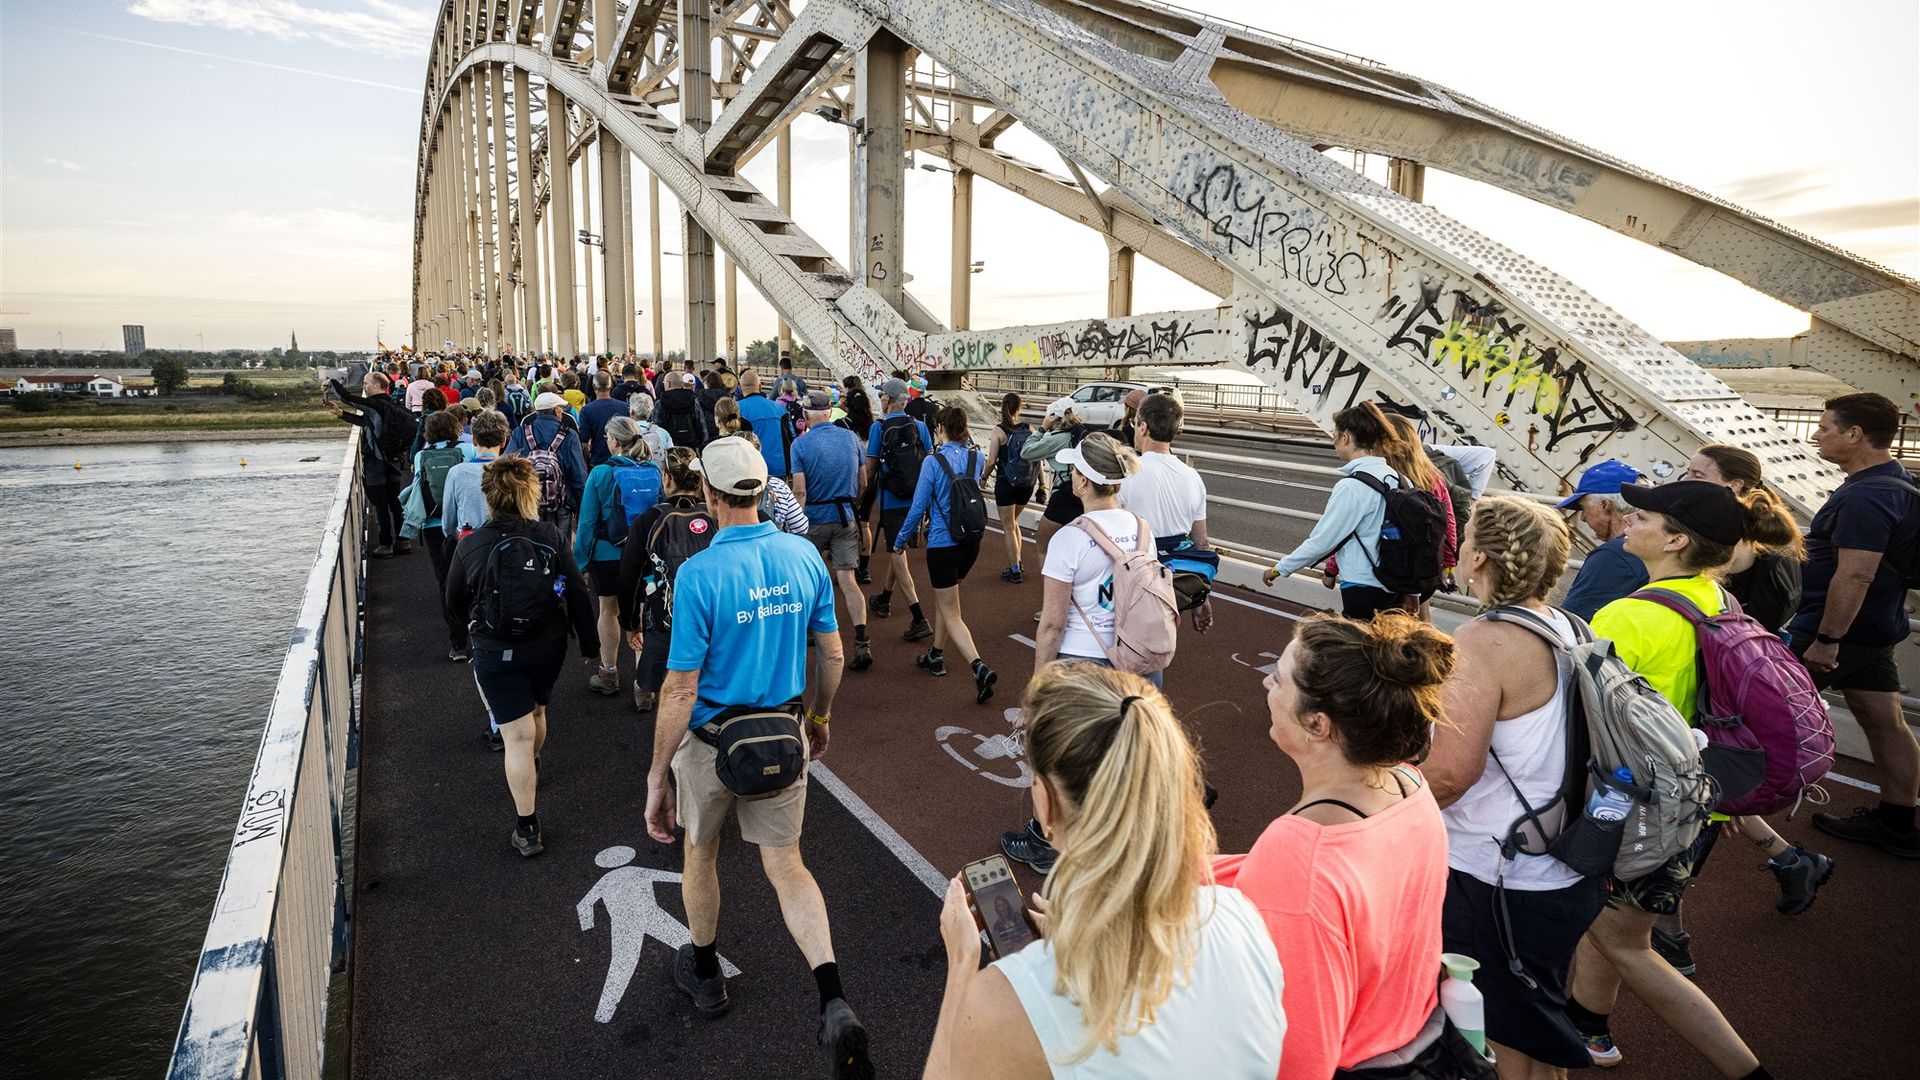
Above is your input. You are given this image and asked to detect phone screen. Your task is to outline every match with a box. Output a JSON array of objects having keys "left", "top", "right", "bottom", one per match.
[{"left": 963, "top": 855, "right": 1034, "bottom": 959}]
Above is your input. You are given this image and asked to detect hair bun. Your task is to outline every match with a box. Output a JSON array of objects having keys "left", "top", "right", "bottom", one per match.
[{"left": 1362, "top": 614, "right": 1455, "bottom": 688}]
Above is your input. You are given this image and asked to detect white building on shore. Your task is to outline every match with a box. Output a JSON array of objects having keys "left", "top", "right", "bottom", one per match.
[{"left": 13, "top": 373, "right": 126, "bottom": 397}]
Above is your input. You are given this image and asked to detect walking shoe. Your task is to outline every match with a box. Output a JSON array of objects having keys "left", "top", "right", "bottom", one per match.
[
  {"left": 916, "top": 650, "right": 948, "bottom": 677},
  {"left": 1001, "top": 828, "right": 1058, "bottom": 874},
  {"left": 633, "top": 683, "right": 656, "bottom": 714},
  {"left": 673, "top": 944, "right": 731, "bottom": 1017},
  {"left": 869, "top": 593, "right": 892, "bottom": 619},
  {"left": 371, "top": 544, "right": 395, "bottom": 558},
  {"left": 1582, "top": 1031, "right": 1622, "bottom": 1068},
  {"left": 848, "top": 640, "right": 873, "bottom": 671},
  {"left": 854, "top": 564, "right": 872, "bottom": 585},
  {"left": 1812, "top": 807, "right": 1920, "bottom": 858},
  {"left": 588, "top": 666, "right": 619, "bottom": 695},
  {"left": 448, "top": 645, "right": 471, "bottom": 662},
  {"left": 486, "top": 728, "right": 504, "bottom": 752},
  {"left": 1650, "top": 926, "right": 1695, "bottom": 977},
  {"left": 1032, "top": 609, "right": 1043, "bottom": 623},
  {"left": 817, "top": 998, "right": 873, "bottom": 1080},
  {"left": 1766, "top": 845, "right": 1835, "bottom": 914},
  {"left": 973, "top": 662, "right": 997, "bottom": 704},
  {"left": 392, "top": 539, "right": 414, "bottom": 555},
  {"left": 511, "top": 822, "right": 544, "bottom": 858},
  {"left": 1000, "top": 566, "right": 1024, "bottom": 584},
  {"left": 1032, "top": 488, "right": 1047, "bottom": 506},
  {"left": 903, "top": 616, "right": 933, "bottom": 642}
]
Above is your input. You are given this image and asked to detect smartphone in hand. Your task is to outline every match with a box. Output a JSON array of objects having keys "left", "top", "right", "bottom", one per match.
[{"left": 962, "top": 854, "right": 1035, "bottom": 960}]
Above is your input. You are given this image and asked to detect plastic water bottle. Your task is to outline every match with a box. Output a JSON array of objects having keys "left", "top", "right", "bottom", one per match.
[
  {"left": 1588, "top": 766, "right": 1636, "bottom": 823},
  {"left": 1438, "top": 953, "right": 1487, "bottom": 1055}
]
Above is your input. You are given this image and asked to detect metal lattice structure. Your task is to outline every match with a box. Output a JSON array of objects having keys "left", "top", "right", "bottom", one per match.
[{"left": 410, "top": 0, "right": 1919, "bottom": 517}]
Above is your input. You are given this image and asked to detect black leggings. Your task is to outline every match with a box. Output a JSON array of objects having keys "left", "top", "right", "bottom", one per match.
[
  {"left": 423, "top": 527, "right": 468, "bottom": 648},
  {"left": 364, "top": 476, "right": 404, "bottom": 547}
]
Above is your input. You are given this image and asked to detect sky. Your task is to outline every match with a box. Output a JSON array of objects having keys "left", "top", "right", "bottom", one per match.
[{"left": 0, "top": 0, "right": 1914, "bottom": 353}]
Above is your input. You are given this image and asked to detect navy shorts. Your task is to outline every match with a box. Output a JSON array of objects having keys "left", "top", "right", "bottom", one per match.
[
  {"left": 1788, "top": 630, "right": 1904, "bottom": 693},
  {"left": 470, "top": 637, "right": 569, "bottom": 723}
]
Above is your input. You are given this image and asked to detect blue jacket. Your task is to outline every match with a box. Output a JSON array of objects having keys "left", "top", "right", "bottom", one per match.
[
  {"left": 575, "top": 454, "right": 650, "bottom": 566},
  {"left": 1273, "top": 456, "right": 1398, "bottom": 590},
  {"left": 1562, "top": 535, "right": 1649, "bottom": 621},
  {"left": 579, "top": 396, "right": 628, "bottom": 468},
  {"left": 897, "top": 441, "right": 986, "bottom": 551},
  {"left": 506, "top": 413, "right": 589, "bottom": 508}
]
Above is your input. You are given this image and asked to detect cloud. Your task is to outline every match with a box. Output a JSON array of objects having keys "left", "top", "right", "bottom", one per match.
[
  {"left": 126, "top": 0, "right": 434, "bottom": 60},
  {"left": 35, "top": 23, "right": 416, "bottom": 93},
  {"left": 1716, "top": 165, "right": 1833, "bottom": 207},
  {"left": 43, "top": 158, "right": 88, "bottom": 172},
  {"left": 1784, "top": 198, "right": 1920, "bottom": 235}
]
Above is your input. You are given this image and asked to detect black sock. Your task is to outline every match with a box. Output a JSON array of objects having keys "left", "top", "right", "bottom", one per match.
[
  {"left": 693, "top": 942, "right": 720, "bottom": 979},
  {"left": 927, "top": 646, "right": 943, "bottom": 659},
  {"left": 909, "top": 602, "right": 925, "bottom": 622},
  {"left": 1875, "top": 800, "right": 1916, "bottom": 833},
  {"left": 813, "top": 962, "right": 844, "bottom": 1012},
  {"left": 874, "top": 588, "right": 891, "bottom": 604},
  {"left": 1739, "top": 1068, "right": 1774, "bottom": 1080},
  {"left": 516, "top": 813, "right": 538, "bottom": 831},
  {"left": 854, "top": 625, "right": 869, "bottom": 642},
  {"left": 1564, "top": 1000, "right": 1610, "bottom": 1038},
  {"left": 972, "top": 657, "right": 987, "bottom": 672},
  {"left": 857, "top": 554, "right": 869, "bottom": 571}
]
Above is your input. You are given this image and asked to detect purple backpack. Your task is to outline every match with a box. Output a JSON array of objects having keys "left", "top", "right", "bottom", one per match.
[{"left": 1632, "top": 587, "right": 1834, "bottom": 816}]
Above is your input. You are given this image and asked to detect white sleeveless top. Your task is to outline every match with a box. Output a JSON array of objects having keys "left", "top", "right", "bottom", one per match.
[
  {"left": 995, "top": 885, "right": 1285, "bottom": 1079},
  {"left": 1443, "top": 607, "right": 1583, "bottom": 890}
]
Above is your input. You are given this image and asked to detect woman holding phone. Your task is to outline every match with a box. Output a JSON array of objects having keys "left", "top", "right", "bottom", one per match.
[{"left": 922, "top": 664, "right": 1284, "bottom": 1080}]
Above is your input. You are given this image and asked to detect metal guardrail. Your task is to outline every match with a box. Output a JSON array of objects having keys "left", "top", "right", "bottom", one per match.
[{"left": 169, "top": 434, "right": 364, "bottom": 1080}]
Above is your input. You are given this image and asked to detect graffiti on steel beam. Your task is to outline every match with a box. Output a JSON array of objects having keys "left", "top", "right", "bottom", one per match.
[
  {"left": 1243, "top": 304, "right": 1371, "bottom": 411},
  {"left": 1181, "top": 163, "right": 1368, "bottom": 295},
  {"left": 1457, "top": 138, "right": 1597, "bottom": 209},
  {"left": 937, "top": 316, "right": 1217, "bottom": 370}
]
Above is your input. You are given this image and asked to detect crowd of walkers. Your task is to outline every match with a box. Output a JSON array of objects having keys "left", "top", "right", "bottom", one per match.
[{"left": 334, "top": 352, "right": 1916, "bottom": 1080}]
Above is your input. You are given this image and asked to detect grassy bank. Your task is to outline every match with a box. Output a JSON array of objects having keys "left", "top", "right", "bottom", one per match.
[{"left": 2, "top": 385, "right": 336, "bottom": 435}]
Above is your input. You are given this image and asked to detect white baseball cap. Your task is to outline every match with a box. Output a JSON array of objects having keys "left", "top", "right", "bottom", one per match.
[
  {"left": 699, "top": 436, "right": 768, "bottom": 496},
  {"left": 533, "top": 391, "right": 567, "bottom": 412}
]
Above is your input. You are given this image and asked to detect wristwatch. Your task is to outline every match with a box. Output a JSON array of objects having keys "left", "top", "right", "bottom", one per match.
[{"left": 1814, "top": 632, "right": 1843, "bottom": 645}]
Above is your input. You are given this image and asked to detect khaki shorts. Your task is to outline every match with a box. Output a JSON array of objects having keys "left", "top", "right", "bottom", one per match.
[{"left": 672, "top": 729, "right": 809, "bottom": 848}]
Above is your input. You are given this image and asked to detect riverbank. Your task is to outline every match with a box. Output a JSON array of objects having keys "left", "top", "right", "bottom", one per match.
[{"left": 0, "top": 426, "right": 340, "bottom": 449}]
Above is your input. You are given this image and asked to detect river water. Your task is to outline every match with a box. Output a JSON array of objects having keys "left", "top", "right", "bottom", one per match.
[{"left": 0, "top": 437, "right": 344, "bottom": 1079}]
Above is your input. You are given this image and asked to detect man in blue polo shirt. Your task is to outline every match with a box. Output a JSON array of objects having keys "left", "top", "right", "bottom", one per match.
[
  {"left": 733, "top": 369, "right": 794, "bottom": 479},
  {"left": 1557, "top": 459, "right": 1648, "bottom": 620},
  {"left": 1790, "top": 392, "right": 1920, "bottom": 858},
  {"left": 790, "top": 390, "right": 873, "bottom": 673},
  {"left": 642, "top": 436, "right": 868, "bottom": 1075},
  {"left": 864, "top": 377, "right": 934, "bottom": 643}
]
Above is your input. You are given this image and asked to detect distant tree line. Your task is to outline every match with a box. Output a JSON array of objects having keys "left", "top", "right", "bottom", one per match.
[{"left": 0, "top": 348, "right": 370, "bottom": 370}]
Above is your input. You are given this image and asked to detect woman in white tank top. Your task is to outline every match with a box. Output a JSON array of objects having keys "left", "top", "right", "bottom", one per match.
[
  {"left": 921, "top": 665, "right": 1284, "bottom": 1080},
  {"left": 1428, "top": 497, "right": 1609, "bottom": 1075}
]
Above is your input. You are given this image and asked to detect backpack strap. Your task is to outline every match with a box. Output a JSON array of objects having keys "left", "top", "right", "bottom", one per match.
[
  {"left": 1335, "top": 470, "right": 1400, "bottom": 579},
  {"left": 1476, "top": 605, "right": 1593, "bottom": 865}
]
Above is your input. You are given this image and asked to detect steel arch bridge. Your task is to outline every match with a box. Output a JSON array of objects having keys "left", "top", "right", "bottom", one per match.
[{"left": 411, "top": 0, "right": 1918, "bottom": 516}]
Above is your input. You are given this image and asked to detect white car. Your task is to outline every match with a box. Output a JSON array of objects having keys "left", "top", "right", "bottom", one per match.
[{"left": 1043, "top": 381, "right": 1177, "bottom": 428}]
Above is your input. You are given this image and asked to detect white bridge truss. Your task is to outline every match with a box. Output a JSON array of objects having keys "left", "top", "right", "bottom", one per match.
[{"left": 412, "top": 0, "right": 1920, "bottom": 516}]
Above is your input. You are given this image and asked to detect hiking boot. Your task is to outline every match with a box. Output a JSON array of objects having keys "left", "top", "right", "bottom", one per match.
[
  {"left": 1650, "top": 926, "right": 1695, "bottom": 977},
  {"left": 588, "top": 666, "right": 619, "bottom": 696},
  {"left": 1000, "top": 566, "right": 1024, "bottom": 584},
  {"left": 916, "top": 650, "right": 948, "bottom": 677},
  {"left": 855, "top": 564, "right": 872, "bottom": 585},
  {"left": 1766, "top": 845, "right": 1835, "bottom": 914},
  {"left": 511, "top": 822, "right": 544, "bottom": 858},
  {"left": 903, "top": 616, "right": 933, "bottom": 642},
  {"left": 1812, "top": 807, "right": 1920, "bottom": 859},
  {"left": 818, "top": 998, "right": 873, "bottom": 1080},
  {"left": 371, "top": 544, "right": 395, "bottom": 558},
  {"left": 848, "top": 640, "right": 873, "bottom": 671},
  {"left": 973, "top": 662, "right": 998, "bottom": 704},
  {"left": 392, "top": 539, "right": 414, "bottom": 555},
  {"left": 1582, "top": 1031, "right": 1622, "bottom": 1068},
  {"left": 869, "top": 593, "right": 892, "bottom": 619},
  {"left": 486, "top": 728, "right": 504, "bottom": 752},
  {"left": 1001, "top": 827, "right": 1058, "bottom": 874},
  {"left": 673, "top": 944, "right": 731, "bottom": 1017},
  {"left": 448, "top": 645, "right": 471, "bottom": 662}
]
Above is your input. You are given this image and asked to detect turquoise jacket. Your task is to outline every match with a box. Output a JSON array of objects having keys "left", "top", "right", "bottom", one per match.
[{"left": 575, "top": 455, "right": 653, "bottom": 566}]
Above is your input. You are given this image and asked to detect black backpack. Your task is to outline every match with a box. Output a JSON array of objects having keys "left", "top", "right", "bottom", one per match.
[
  {"left": 660, "top": 392, "right": 706, "bottom": 451},
  {"left": 643, "top": 505, "right": 717, "bottom": 631},
  {"left": 877, "top": 415, "right": 925, "bottom": 500},
  {"left": 998, "top": 422, "right": 1034, "bottom": 488},
  {"left": 1344, "top": 471, "right": 1447, "bottom": 596},
  {"left": 374, "top": 400, "right": 414, "bottom": 464},
  {"left": 934, "top": 449, "right": 988, "bottom": 543},
  {"left": 475, "top": 531, "right": 563, "bottom": 642}
]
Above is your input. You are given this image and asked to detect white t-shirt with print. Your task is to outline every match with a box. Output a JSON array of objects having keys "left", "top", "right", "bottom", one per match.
[
  {"left": 1121, "top": 451, "right": 1207, "bottom": 540},
  {"left": 1043, "top": 508, "right": 1143, "bottom": 660}
]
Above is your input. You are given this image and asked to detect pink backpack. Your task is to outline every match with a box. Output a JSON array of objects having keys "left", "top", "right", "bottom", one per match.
[
  {"left": 1070, "top": 514, "right": 1180, "bottom": 675},
  {"left": 1632, "top": 587, "right": 1834, "bottom": 816}
]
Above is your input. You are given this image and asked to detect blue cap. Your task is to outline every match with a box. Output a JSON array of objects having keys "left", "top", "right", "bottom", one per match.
[{"left": 1555, "top": 459, "right": 1643, "bottom": 510}]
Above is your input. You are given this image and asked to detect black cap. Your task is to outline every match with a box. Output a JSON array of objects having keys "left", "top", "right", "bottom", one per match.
[{"left": 1620, "top": 481, "right": 1744, "bottom": 546}]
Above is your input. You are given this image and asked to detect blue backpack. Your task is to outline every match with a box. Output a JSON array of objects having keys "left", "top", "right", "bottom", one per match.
[{"left": 602, "top": 460, "right": 663, "bottom": 545}]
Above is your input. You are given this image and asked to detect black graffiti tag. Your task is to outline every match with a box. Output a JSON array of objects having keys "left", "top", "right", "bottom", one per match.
[{"left": 1245, "top": 306, "right": 1371, "bottom": 410}]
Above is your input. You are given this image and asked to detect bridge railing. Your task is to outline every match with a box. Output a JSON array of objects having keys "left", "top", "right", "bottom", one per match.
[{"left": 168, "top": 434, "right": 364, "bottom": 1080}]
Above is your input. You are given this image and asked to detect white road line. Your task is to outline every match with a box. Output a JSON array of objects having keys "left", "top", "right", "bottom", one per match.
[
  {"left": 1209, "top": 590, "right": 1308, "bottom": 622},
  {"left": 1823, "top": 771, "right": 1882, "bottom": 795},
  {"left": 1195, "top": 467, "right": 1334, "bottom": 494},
  {"left": 811, "top": 762, "right": 949, "bottom": 897},
  {"left": 1011, "top": 633, "right": 1037, "bottom": 648}
]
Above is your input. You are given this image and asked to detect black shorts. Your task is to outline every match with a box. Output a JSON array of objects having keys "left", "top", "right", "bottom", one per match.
[
  {"left": 1340, "top": 585, "right": 1415, "bottom": 621},
  {"left": 994, "top": 475, "right": 1036, "bottom": 509},
  {"left": 1442, "top": 870, "right": 1606, "bottom": 1068},
  {"left": 588, "top": 559, "right": 621, "bottom": 597},
  {"left": 1788, "top": 630, "right": 1904, "bottom": 693},
  {"left": 878, "top": 506, "right": 910, "bottom": 547},
  {"left": 926, "top": 540, "right": 982, "bottom": 589},
  {"left": 1041, "top": 485, "right": 1085, "bottom": 525},
  {"left": 470, "top": 637, "right": 569, "bottom": 723},
  {"left": 637, "top": 627, "right": 672, "bottom": 694}
]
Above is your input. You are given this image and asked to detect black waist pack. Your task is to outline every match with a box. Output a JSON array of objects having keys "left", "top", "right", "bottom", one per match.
[
  {"left": 694, "top": 700, "right": 806, "bottom": 798},
  {"left": 1334, "top": 1003, "right": 1496, "bottom": 1080}
]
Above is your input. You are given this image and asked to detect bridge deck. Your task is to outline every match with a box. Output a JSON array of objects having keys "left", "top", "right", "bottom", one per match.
[{"left": 349, "top": 519, "right": 1911, "bottom": 1079}]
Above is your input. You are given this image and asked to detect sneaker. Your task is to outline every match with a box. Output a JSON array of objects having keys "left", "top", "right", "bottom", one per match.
[
  {"left": 448, "top": 645, "right": 471, "bottom": 662},
  {"left": 1032, "top": 609, "right": 1042, "bottom": 623},
  {"left": 1812, "top": 807, "right": 1920, "bottom": 859},
  {"left": 588, "top": 667, "right": 619, "bottom": 696},
  {"left": 1650, "top": 925, "right": 1695, "bottom": 977},
  {"left": 633, "top": 683, "right": 656, "bottom": 714},
  {"left": 1767, "top": 845, "right": 1835, "bottom": 914},
  {"left": 916, "top": 650, "right": 948, "bottom": 677},
  {"left": 1000, "top": 566, "right": 1024, "bottom": 584},
  {"left": 511, "top": 822, "right": 544, "bottom": 858},
  {"left": 392, "top": 539, "right": 414, "bottom": 555},
  {"left": 869, "top": 593, "right": 892, "bottom": 619},
  {"left": 817, "top": 998, "right": 873, "bottom": 1080},
  {"left": 1582, "top": 1031, "right": 1622, "bottom": 1068},
  {"left": 1001, "top": 827, "right": 1058, "bottom": 874},
  {"left": 672, "top": 943, "right": 731, "bottom": 1017},
  {"left": 973, "top": 662, "right": 997, "bottom": 704},
  {"left": 371, "top": 544, "right": 395, "bottom": 558},
  {"left": 854, "top": 564, "right": 872, "bottom": 585},
  {"left": 848, "top": 640, "right": 873, "bottom": 671},
  {"left": 903, "top": 616, "right": 933, "bottom": 642},
  {"left": 486, "top": 728, "right": 504, "bottom": 752},
  {"left": 1032, "top": 489, "right": 1047, "bottom": 506}
]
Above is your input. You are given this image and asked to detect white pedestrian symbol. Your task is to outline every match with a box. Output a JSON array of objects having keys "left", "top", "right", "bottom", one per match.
[{"left": 577, "top": 844, "right": 740, "bottom": 1023}]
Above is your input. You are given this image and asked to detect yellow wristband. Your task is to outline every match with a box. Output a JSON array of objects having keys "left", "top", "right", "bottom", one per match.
[{"left": 807, "top": 710, "right": 830, "bottom": 726}]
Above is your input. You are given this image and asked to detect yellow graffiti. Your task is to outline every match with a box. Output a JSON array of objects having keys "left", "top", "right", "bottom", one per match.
[
  {"left": 1430, "top": 321, "right": 1561, "bottom": 416},
  {"left": 1004, "top": 339, "right": 1043, "bottom": 366}
]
